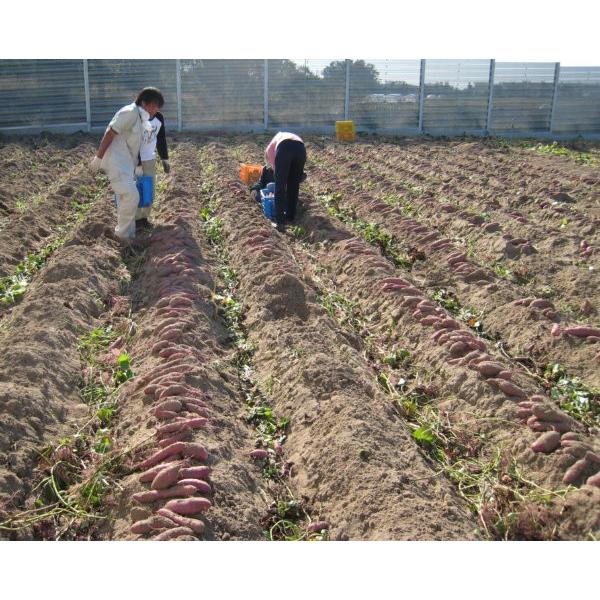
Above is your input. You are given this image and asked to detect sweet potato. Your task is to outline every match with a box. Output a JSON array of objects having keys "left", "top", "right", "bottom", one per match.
[
  {"left": 183, "top": 403, "right": 209, "bottom": 417},
  {"left": 151, "top": 340, "right": 173, "bottom": 355},
  {"left": 564, "top": 326, "right": 600, "bottom": 338},
  {"left": 156, "top": 419, "right": 188, "bottom": 435},
  {"left": 154, "top": 409, "right": 180, "bottom": 420},
  {"left": 475, "top": 362, "right": 504, "bottom": 377},
  {"left": 160, "top": 384, "right": 197, "bottom": 399},
  {"left": 497, "top": 371, "right": 513, "bottom": 381},
  {"left": 158, "top": 432, "right": 193, "bottom": 448},
  {"left": 249, "top": 449, "right": 269, "bottom": 459},
  {"left": 183, "top": 443, "right": 209, "bottom": 461},
  {"left": 586, "top": 452, "right": 600, "bottom": 466},
  {"left": 161, "top": 329, "right": 183, "bottom": 341},
  {"left": 130, "top": 515, "right": 176, "bottom": 535},
  {"left": 420, "top": 315, "right": 441, "bottom": 326},
  {"left": 164, "top": 497, "right": 212, "bottom": 516},
  {"left": 306, "top": 521, "right": 329, "bottom": 532},
  {"left": 154, "top": 526, "right": 195, "bottom": 541},
  {"left": 437, "top": 318, "right": 460, "bottom": 331},
  {"left": 448, "top": 342, "right": 469, "bottom": 357},
  {"left": 532, "top": 404, "right": 568, "bottom": 422},
  {"left": 497, "top": 380, "right": 527, "bottom": 399},
  {"left": 151, "top": 463, "right": 182, "bottom": 490},
  {"left": 179, "top": 466, "right": 211, "bottom": 480},
  {"left": 179, "top": 479, "right": 212, "bottom": 494},
  {"left": 139, "top": 460, "right": 188, "bottom": 483},
  {"left": 530, "top": 299, "right": 553, "bottom": 309},
  {"left": 154, "top": 399, "right": 183, "bottom": 414},
  {"left": 170, "top": 297, "right": 194, "bottom": 308},
  {"left": 132, "top": 484, "right": 197, "bottom": 503},
  {"left": 586, "top": 472, "right": 600, "bottom": 488},
  {"left": 563, "top": 458, "right": 589, "bottom": 484},
  {"left": 144, "top": 384, "right": 161, "bottom": 397},
  {"left": 158, "top": 508, "right": 206, "bottom": 534},
  {"left": 531, "top": 431, "right": 561, "bottom": 453},
  {"left": 137, "top": 442, "right": 186, "bottom": 470}
]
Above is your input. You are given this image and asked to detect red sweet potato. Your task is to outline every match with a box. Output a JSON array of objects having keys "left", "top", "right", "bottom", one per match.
[
  {"left": 164, "top": 497, "right": 212, "bottom": 515},
  {"left": 158, "top": 432, "right": 193, "bottom": 448},
  {"left": 151, "top": 340, "right": 173, "bottom": 355},
  {"left": 249, "top": 449, "right": 269, "bottom": 459},
  {"left": 154, "top": 409, "right": 180, "bottom": 420},
  {"left": 530, "top": 299, "right": 553, "bottom": 309},
  {"left": 448, "top": 342, "right": 469, "bottom": 357},
  {"left": 420, "top": 315, "right": 441, "bottom": 326},
  {"left": 151, "top": 463, "right": 182, "bottom": 490},
  {"left": 307, "top": 521, "right": 329, "bottom": 532},
  {"left": 179, "top": 466, "right": 211, "bottom": 480},
  {"left": 183, "top": 443, "right": 209, "bottom": 461},
  {"left": 132, "top": 484, "right": 197, "bottom": 503},
  {"left": 158, "top": 508, "right": 206, "bottom": 534},
  {"left": 130, "top": 515, "right": 176, "bottom": 534},
  {"left": 154, "top": 399, "right": 183, "bottom": 413},
  {"left": 564, "top": 326, "right": 600, "bottom": 338},
  {"left": 497, "top": 380, "right": 527, "bottom": 399},
  {"left": 531, "top": 431, "right": 561, "bottom": 453},
  {"left": 154, "top": 526, "right": 195, "bottom": 541},
  {"left": 178, "top": 479, "right": 212, "bottom": 494},
  {"left": 139, "top": 460, "right": 188, "bottom": 483},
  {"left": 138, "top": 442, "right": 186, "bottom": 470},
  {"left": 475, "top": 362, "right": 504, "bottom": 377},
  {"left": 586, "top": 472, "right": 600, "bottom": 488},
  {"left": 563, "top": 458, "right": 589, "bottom": 484}
]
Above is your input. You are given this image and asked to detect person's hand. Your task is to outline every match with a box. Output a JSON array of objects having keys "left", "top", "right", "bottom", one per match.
[
  {"left": 134, "top": 165, "right": 143, "bottom": 177},
  {"left": 90, "top": 156, "right": 103, "bottom": 172},
  {"left": 162, "top": 159, "right": 171, "bottom": 174}
]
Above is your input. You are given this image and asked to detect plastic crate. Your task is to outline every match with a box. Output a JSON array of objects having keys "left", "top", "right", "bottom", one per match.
[
  {"left": 335, "top": 120, "right": 356, "bottom": 142},
  {"left": 136, "top": 175, "right": 154, "bottom": 207},
  {"left": 240, "top": 163, "right": 262, "bottom": 185}
]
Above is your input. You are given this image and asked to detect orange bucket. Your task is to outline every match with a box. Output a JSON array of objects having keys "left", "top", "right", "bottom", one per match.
[{"left": 240, "top": 163, "right": 262, "bottom": 185}]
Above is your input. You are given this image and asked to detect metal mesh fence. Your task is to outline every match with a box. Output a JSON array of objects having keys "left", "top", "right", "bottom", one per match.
[{"left": 1, "top": 59, "right": 600, "bottom": 138}]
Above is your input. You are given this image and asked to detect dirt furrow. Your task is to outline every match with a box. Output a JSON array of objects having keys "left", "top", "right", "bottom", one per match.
[
  {"left": 198, "top": 138, "right": 479, "bottom": 540},
  {"left": 309, "top": 141, "right": 600, "bottom": 316},
  {"left": 0, "top": 134, "right": 94, "bottom": 217},
  {"left": 302, "top": 159, "right": 600, "bottom": 392},
  {"left": 0, "top": 194, "right": 123, "bottom": 528},
  {"left": 92, "top": 143, "right": 272, "bottom": 541}
]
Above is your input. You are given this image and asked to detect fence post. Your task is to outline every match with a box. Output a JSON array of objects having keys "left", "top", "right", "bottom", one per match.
[
  {"left": 418, "top": 59, "right": 426, "bottom": 133},
  {"left": 264, "top": 59, "right": 269, "bottom": 131},
  {"left": 344, "top": 59, "right": 351, "bottom": 120},
  {"left": 83, "top": 59, "right": 91, "bottom": 132},
  {"left": 486, "top": 59, "right": 495, "bottom": 134},
  {"left": 176, "top": 59, "right": 182, "bottom": 132},
  {"left": 549, "top": 62, "right": 560, "bottom": 134}
]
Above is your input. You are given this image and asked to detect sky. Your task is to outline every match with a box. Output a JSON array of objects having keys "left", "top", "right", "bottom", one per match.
[{"left": 2, "top": 1, "right": 599, "bottom": 66}]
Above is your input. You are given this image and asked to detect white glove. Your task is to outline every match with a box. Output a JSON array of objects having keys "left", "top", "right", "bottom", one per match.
[
  {"left": 162, "top": 159, "right": 171, "bottom": 174},
  {"left": 134, "top": 166, "right": 143, "bottom": 177},
  {"left": 90, "top": 156, "right": 103, "bottom": 172}
]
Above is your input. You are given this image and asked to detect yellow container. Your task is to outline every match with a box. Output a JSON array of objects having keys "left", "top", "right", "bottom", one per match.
[
  {"left": 335, "top": 120, "right": 356, "bottom": 141},
  {"left": 240, "top": 163, "right": 262, "bottom": 185}
]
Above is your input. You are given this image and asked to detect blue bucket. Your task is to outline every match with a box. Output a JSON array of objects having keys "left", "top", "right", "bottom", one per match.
[
  {"left": 136, "top": 175, "right": 154, "bottom": 207},
  {"left": 260, "top": 189, "right": 275, "bottom": 221},
  {"left": 266, "top": 182, "right": 276, "bottom": 193}
]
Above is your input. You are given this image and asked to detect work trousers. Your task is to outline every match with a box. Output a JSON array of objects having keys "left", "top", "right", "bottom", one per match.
[{"left": 274, "top": 140, "right": 306, "bottom": 224}]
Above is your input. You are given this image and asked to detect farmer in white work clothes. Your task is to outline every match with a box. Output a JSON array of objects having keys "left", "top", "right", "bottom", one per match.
[
  {"left": 135, "top": 107, "right": 171, "bottom": 230},
  {"left": 89, "top": 87, "right": 165, "bottom": 241}
]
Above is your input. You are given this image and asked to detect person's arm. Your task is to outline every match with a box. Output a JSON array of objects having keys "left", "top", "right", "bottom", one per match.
[
  {"left": 156, "top": 113, "right": 169, "bottom": 160},
  {"left": 90, "top": 127, "right": 117, "bottom": 171},
  {"left": 265, "top": 136, "right": 277, "bottom": 169},
  {"left": 96, "top": 128, "right": 118, "bottom": 159}
]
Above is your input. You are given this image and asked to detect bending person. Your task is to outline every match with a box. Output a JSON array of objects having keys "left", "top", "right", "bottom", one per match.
[
  {"left": 90, "top": 87, "right": 165, "bottom": 241},
  {"left": 264, "top": 132, "right": 307, "bottom": 232}
]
